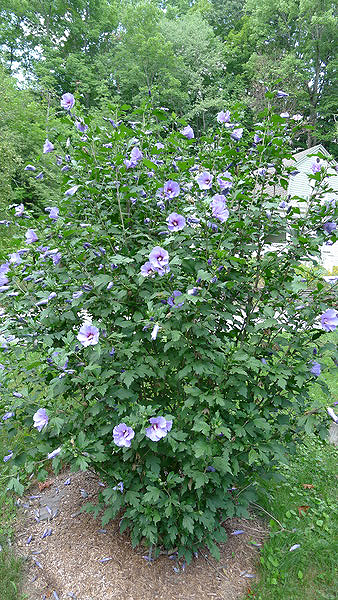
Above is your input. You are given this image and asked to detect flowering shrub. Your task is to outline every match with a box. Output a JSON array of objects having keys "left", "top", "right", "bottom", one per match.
[{"left": 0, "top": 91, "right": 337, "bottom": 562}]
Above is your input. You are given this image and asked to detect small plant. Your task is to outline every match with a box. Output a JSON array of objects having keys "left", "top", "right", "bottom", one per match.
[{"left": 1, "top": 91, "right": 337, "bottom": 561}]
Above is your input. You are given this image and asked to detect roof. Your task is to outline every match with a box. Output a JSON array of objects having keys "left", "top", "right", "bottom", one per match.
[{"left": 292, "top": 144, "right": 333, "bottom": 165}]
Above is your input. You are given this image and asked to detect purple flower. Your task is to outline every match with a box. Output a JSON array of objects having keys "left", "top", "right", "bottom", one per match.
[
  {"left": 276, "top": 90, "right": 289, "bottom": 98},
  {"left": 3, "top": 451, "right": 13, "bottom": 462},
  {"left": 145, "top": 417, "right": 172, "bottom": 442},
  {"left": 310, "top": 361, "right": 321, "bottom": 376},
  {"left": 0, "top": 263, "right": 10, "bottom": 274},
  {"left": 43, "top": 139, "right": 54, "bottom": 154},
  {"left": 36, "top": 172, "right": 44, "bottom": 180},
  {"left": 65, "top": 185, "right": 79, "bottom": 196},
  {"left": 33, "top": 408, "right": 49, "bottom": 432},
  {"left": 164, "top": 180, "right": 180, "bottom": 198},
  {"left": 167, "top": 212, "right": 186, "bottom": 232},
  {"left": 47, "top": 447, "right": 61, "bottom": 459},
  {"left": 217, "top": 171, "right": 232, "bottom": 191},
  {"left": 149, "top": 246, "right": 169, "bottom": 270},
  {"left": 280, "top": 112, "right": 289, "bottom": 118},
  {"left": 311, "top": 161, "right": 322, "bottom": 174},
  {"left": 292, "top": 114, "right": 303, "bottom": 121},
  {"left": 257, "top": 167, "right": 266, "bottom": 177},
  {"left": 25, "top": 229, "right": 38, "bottom": 244},
  {"left": 323, "top": 222, "right": 336, "bottom": 234},
  {"left": 181, "top": 125, "right": 194, "bottom": 139},
  {"left": 167, "top": 290, "right": 184, "bottom": 308},
  {"left": 140, "top": 261, "right": 155, "bottom": 277},
  {"left": 155, "top": 142, "right": 164, "bottom": 149},
  {"left": 151, "top": 324, "right": 160, "bottom": 340},
  {"left": 14, "top": 204, "right": 24, "bottom": 217},
  {"left": 197, "top": 171, "right": 213, "bottom": 190},
  {"left": 52, "top": 252, "right": 62, "bottom": 265},
  {"left": 61, "top": 165, "right": 70, "bottom": 172},
  {"left": 327, "top": 407, "right": 338, "bottom": 423},
  {"left": 24, "top": 165, "right": 36, "bottom": 171},
  {"left": 112, "top": 481, "right": 124, "bottom": 492},
  {"left": 107, "top": 281, "right": 114, "bottom": 290},
  {"left": 48, "top": 207, "right": 59, "bottom": 220},
  {"left": 77, "top": 324, "right": 100, "bottom": 347},
  {"left": 230, "top": 128, "right": 243, "bottom": 141},
  {"left": 210, "top": 194, "right": 229, "bottom": 223},
  {"left": 61, "top": 93, "right": 75, "bottom": 110},
  {"left": 2, "top": 412, "right": 14, "bottom": 421},
  {"left": 320, "top": 309, "right": 338, "bottom": 332},
  {"left": 217, "top": 110, "right": 230, "bottom": 124},
  {"left": 254, "top": 133, "right": 262, "bottom": 144},
  {"left": 75, "top": 121, "right": 88, "bottom": 133},
  {"left": 113, "top": 423, "right": 135, "bottom": 448},
  {"left": 9, "top": 253, "right": 22, "bottom": 265}
]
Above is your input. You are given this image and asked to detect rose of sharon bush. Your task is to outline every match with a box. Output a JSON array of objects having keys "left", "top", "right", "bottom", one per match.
[{"left": 1, "top": 94, "right": 337, "bottom": 563}]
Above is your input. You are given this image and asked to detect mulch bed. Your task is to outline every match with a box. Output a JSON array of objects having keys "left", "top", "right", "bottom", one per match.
[{"left": 14, "top": 470, "right": 267, "bottom": 600}]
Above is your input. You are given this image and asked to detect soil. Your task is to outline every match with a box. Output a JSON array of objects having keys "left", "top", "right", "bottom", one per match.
[{"left": 13, "top": 470, "right": 267, "bottom": 600}]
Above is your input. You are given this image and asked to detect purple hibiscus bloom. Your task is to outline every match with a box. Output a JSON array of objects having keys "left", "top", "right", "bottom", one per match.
[
  {"left": 43, "top": 139, "right": 54, "bottom": 154},
  {"left": 280, "top": 112, "right": 289, "bottom": 118},
  {"left": 35, "top": 171, "right": 44, "bottom": 180},
  {"left": 24, "top": 165, "right": 36, "bottom": 171},
  {"left": 292, "top": 114, "right": 303, "bottom": 121},
  {"left": 140, "top": 261, "right": 155, "bottom": 277},
  {"left": 167, "top": 290, "right": 184, "bottom": 308},
  {"left": 2, "top": 412, "right": 14, "bottom": 421},
  {"left": 113, "top": 423, "right": 135, "bottom": 448},
  {"left": 145, "top": 417, "right": 172, "bottom": 442},
  {"left": 155, "top": 142, "right": 164, "bottom": 149},
  {"left": 0, "top": 274, "right": 9, "bottom": 287},
  {"left": 320, "top": 309, "right": 338, "bottom": 332},
  {"left": 276, "top": 90, "right": 289, "bottom": 98},
  {"left": 33, "top": 408, "right": 49, "bottom": 432},
  {"left": 163, "top": 180, "right": 180, "bottom": 198},
  {"left": 230, "top": 128, "right": 243, "bottom": 141},
  {"left": 0, "top": 263, "right": 10, "bottom": 274},
  {"left": 149, "top": 246, "right": 169, "bottom": 270},
  {"left": 9, "top": 253, "right": 22, "bottom": 265},
  {"left": 257, "top": 167, "right": 266, "bottom": 177},
  {"left": 323, "top": 222, "right": 336, "bottom": 234},
  {"left": 48, "top": 207, "right": 59, "bottom": 220},
  {"left": 254, "top": 133, "right": 262, "bottom": 144},
  {"left": 14, "top": 203, "right": 24, "bottom": 217},
  {"left": 3, "top": 451, "right": 13, "bottom": 462},
  {"left": 210, "top": 194, "right": 229, "bottom": 223},
  {"left": 217, "top": 110, "right": 230, "bottom": 124},
  {"left": 48, "top": 447, "right": 61, "bottom": 459},
  {"left": 77, "top": 324, "right": 100, "bottom": 347},
  {"left": 61, "top": 93, "right": 75, "bottom": 110},
  {"left": 310, "top": 361, "right": 321, "bottom": 376},
  {"left": 75, "top": 121, "right": 88, "bottom": 133},
  {"left": 52, "top": 252, "right": 62, "bottom": 265},
  {"left": 65, "top": 185, "right": 79, "bottom": 196},
  {"left": 167, "top": 212, "right": 186, "bottom": 232},
  {"left": 217, "top": 171, "right": 233, "bottom": 191},
  {"left": 130, "top": 146, "right": 143, "bottom": 163},
  {"left": 311, "top": 161, "right": 322, "bottom": 174},
  {"left": 181, "top": 125, "right": 194, "bottom": 139},
  {"left": 197, "top": 171, "right": 213, "bottom": 190},
  {"left": 25, "top": 229, "right": 38, "bottom": 244}
]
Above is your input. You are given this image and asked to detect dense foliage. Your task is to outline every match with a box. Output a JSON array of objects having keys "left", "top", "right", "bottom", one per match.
[{"left": 1, "top": 93, "right": 337, "bottom": 561}]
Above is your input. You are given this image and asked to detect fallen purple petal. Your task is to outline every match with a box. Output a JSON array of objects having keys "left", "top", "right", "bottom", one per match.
[
  {"left": 289, "top": 544, "right": 300, "bottom": 551},
  {"left": 231, "top": 530, "right": 245, "bottom": 535},
  {"left": 64, "top": 478, "right": 71, "bottom": 485},
  {"left": 26, "top": 535, "right": 33, "bottom": 545},
  {"left": 99, "top": 557, "right": 112, "bottom": 563},
  {"left": 34, "top": 560, "right": 43, "bottom": 569}
]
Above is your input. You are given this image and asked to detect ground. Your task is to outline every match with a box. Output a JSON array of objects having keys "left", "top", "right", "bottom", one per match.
[{"left": 14, "top": 470, "right": 267, "bottom": 600}]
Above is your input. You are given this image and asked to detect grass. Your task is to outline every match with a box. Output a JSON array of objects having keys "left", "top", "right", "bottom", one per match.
[
  {"left": 0, "top": 435, "right": 26, "bottom": 600},
  {"left": 246, "top": 438, "right": 337, "bottom": 600},
  {"left": 247, "top": 331, "right": 338, "bottom": 600}
]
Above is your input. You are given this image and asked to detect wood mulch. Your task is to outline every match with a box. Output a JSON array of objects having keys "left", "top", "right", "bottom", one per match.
[{"left": 14, "top": 470, "right": 267, "bottom": 600}]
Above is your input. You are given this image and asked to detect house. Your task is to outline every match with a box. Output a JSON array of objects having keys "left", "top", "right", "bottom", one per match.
[{"left": 267, "top": 145, "right": 338, "bottom": 272}]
